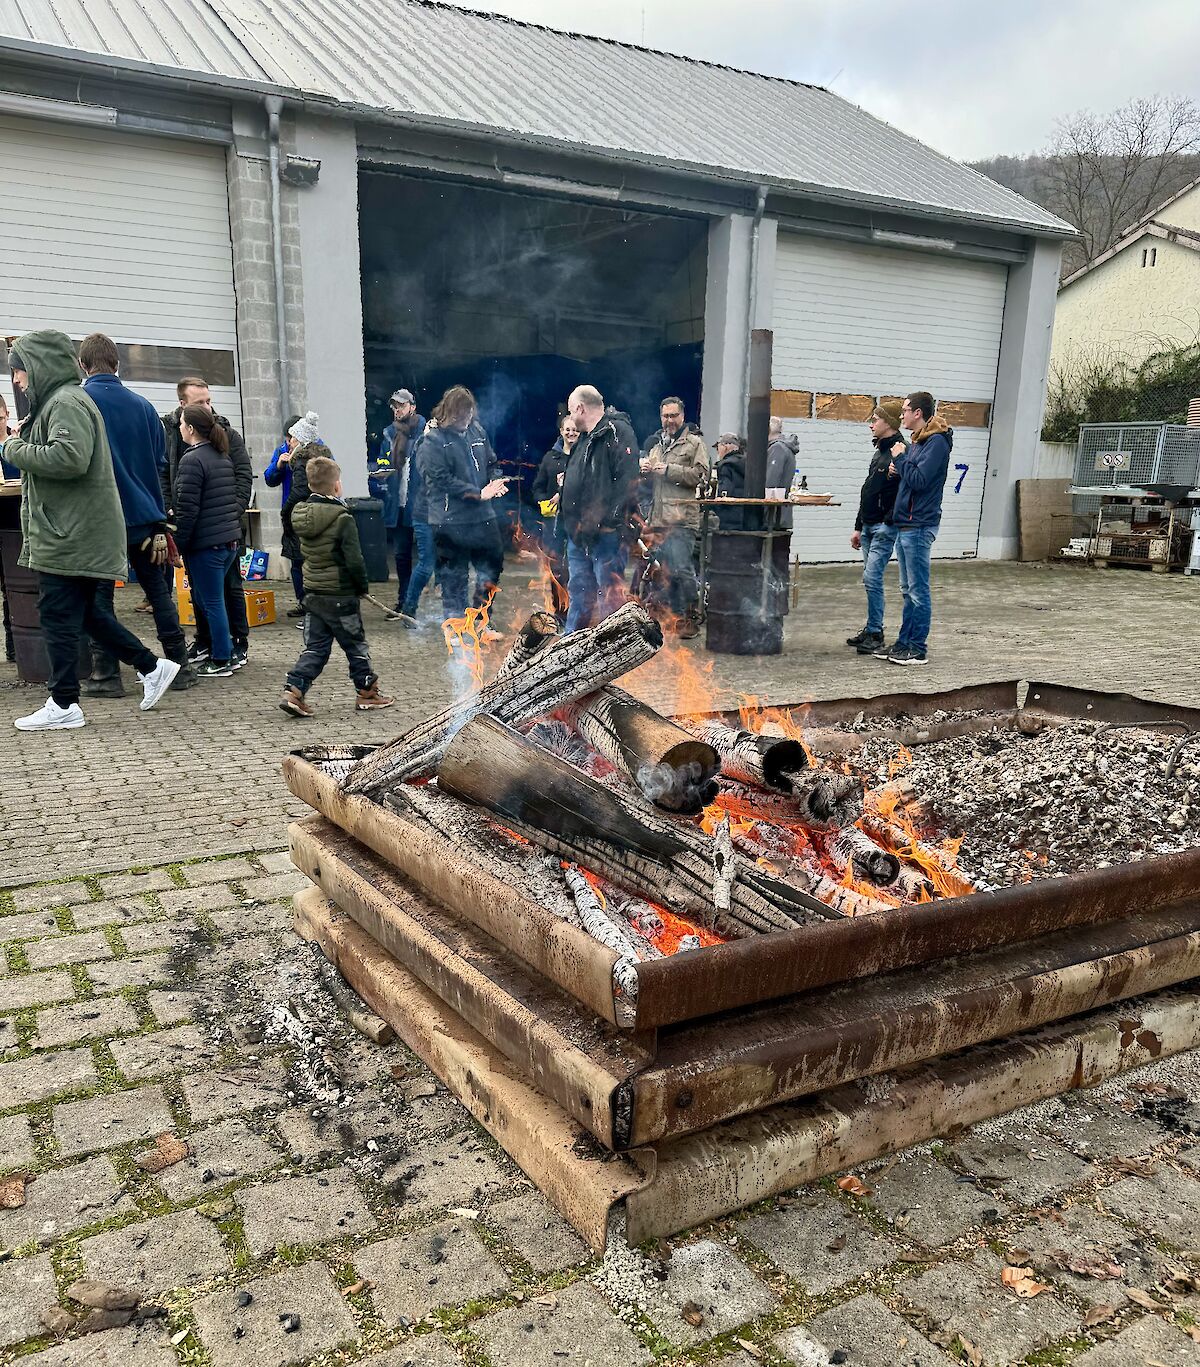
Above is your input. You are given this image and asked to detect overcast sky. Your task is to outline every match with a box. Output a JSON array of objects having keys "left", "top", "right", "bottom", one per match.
[{"left": 449, "top": 0, "right": 1200, "bottom": 161}]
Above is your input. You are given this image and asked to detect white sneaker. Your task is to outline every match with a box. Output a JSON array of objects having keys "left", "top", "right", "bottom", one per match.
[
  {"left": 14, "top": 699, "right": 86, "bottom": 731},
  {"left": 137, "top": 658, "right": 181, "bottom": 711}
]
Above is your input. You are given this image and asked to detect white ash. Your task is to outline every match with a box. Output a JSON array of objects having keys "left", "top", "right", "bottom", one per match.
[
  {"left": 827, "top": 706, "right": 1008, "bottom": 735},
  {"left": 590, "top": 1210, "right": 659, "bottom": 1314},
  {"left": 859, "top": 719, "right": 1199, "bottom": 885}
]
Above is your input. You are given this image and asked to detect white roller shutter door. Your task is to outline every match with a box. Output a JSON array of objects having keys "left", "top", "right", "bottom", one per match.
[
  {"left": 771, "top": 234, "right": 1007, "bottom": 562},
  {"left": 0, "top": 113, "right": 241, "bottom": 427}
]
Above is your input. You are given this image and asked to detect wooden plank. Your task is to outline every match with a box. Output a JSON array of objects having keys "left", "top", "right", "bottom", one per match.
[
  {"left": 814, "top": 393, "right": 877, "bottom": 422},
  {"left": 770, "top": 389, "right": 813, "bottom": 419},
  {"left": 936, "top": 399, "right": 992, "bottom": 428}
]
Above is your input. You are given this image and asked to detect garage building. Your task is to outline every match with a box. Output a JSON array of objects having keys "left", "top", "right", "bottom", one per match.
[{"left": 0, "top": 0, "right": 1072, "bottom": 563}]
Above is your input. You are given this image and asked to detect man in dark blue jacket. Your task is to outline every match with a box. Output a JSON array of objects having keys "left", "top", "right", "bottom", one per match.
[
  {"left": 873, "top": 390, "right": 952, "bottom": 667},
  {"left": 79, "top": 335, "right": 195, "bottom": 693},
  {"left": 369, "top": 388, "right": 430, "bottom": 620}
]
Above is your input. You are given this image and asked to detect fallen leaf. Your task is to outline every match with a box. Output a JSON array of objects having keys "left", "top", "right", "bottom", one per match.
[
  {"left": 1186, "top": 1325, "right": 1200, "bottom": 1343},
  {"left": 1112, "top": 1157, "right": 1157, "bottom": 1178},
  {"left": 734, "top": 1341, "right": 762, "bottom": 1360},
  {"left": 0, "top": 1173, "right": 33, "bottom": 1209},
  {"left": 826, "top": 1235, "right": 848, "bottom": 1253},
  {"left": 1001, "top": 1266, "right": 1051, "bottom": 1298},
  {"left": 1125, "top": 1288, "right": 1164, "bottom": 1311},
  {"left": 341, "top": 1279, "right": 373, "bottom": 1297},
  {"left": 899, "top": 1250, "right": 928, "bottom": 1263},
  {"left": 228, "top": 817, "right": 249, "bottom": 827},
  {"left": 836, "top": 1175, "right": 871, "bottom": 1198},
  {"left": 1047, "top": 1251, "right": 1124, "bottom": 1280},
  {"left": 65, "top": 1281, "right": 139, "bottom": 1311},
  {"left": 960, "top": 1337, "right": 983, "bottom": 1366},
  {"left": 134, "top": 1133, "right": 190, "bottom": 1174},
  {"left": 169, "top": 1328, "right": 189, "bottom": 1346},
  {"left": 402, "top": 1081, "right": 438, "bottom": 1102},
  {"left": 534, "top": 1294, "right": 557, "bottom": 1308},
  {"left": 1082, "top": 1303, "right": 1117, "bottom": 1329},
  {"left": 681, "top": 1301, "right": 705, "bottom": 1328},
  {"left": 1005, "top": 1247, "right": 1031, "bottom": 1265}
]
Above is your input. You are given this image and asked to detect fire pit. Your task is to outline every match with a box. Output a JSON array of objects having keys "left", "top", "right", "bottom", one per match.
[{"left": 283, "top": 606, "right": 1200, "bottom": 1249}]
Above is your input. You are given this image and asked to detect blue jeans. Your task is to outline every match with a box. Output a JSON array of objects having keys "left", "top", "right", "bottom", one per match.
[
  {"left": 398, "top": 521, "right": 437, "bottom": 616},
  {"left": 861, "top": 522, "right": 907, "bottom": 636},
  {"left": 185, "top": 544, "right": 239, "bottom": 662},
  {"left": 565, "top": 532, "right": 627, "bottom": 632},
  {"left": 894, "top": 524, "right": 938, "bottom": 651}
]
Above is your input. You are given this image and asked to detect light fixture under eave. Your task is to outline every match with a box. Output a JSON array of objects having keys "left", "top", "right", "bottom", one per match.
[
  {"left": 500, "top": 170, "right": 622, "bottom": 201},
  {"left": 0, "top": 91, "right": 118, "bottom": 126},
  {"left": 872, "top": 228, "right": 957, "bottom": 252}
]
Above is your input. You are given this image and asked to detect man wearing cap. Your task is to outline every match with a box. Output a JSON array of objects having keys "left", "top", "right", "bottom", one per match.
[
  {"left": 845, "top": 400, "right": 907, "bottom": 656},
  {"left": 369, "top": 389, "right": 429, "bottom": 622}
]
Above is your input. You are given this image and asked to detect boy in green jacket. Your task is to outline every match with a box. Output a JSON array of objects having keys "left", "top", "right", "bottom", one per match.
[{"left": 280, "top": 455, "right": 393, "bottom": 717}]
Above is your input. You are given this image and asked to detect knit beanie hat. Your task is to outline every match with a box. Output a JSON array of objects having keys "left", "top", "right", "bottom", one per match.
[
  {"left": 8, "top": 347, "right": 27, "bottom": 374},
  {"left": 289, "top": 411, "right": 320, "bottom": 445},
  {"left": 872, "top": 399, "right": 902, "bottom": 428}
]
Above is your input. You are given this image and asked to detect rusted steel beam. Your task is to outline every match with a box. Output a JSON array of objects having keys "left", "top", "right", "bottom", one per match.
[
  {"left": 292, "top": 886, "right": 649, "bottom": 1253},
  {"left": 289, "top": 816, "right": 650, "bottom": 1144},
  {"left": 627, "top": 984, "right": 1200, "bottom": 1243}
]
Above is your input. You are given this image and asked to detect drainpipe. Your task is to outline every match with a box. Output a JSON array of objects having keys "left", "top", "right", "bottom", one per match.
[
  {"left": 264, "top": 95, "right": 291, "bottom": 422},
  {"left": 741, "top": 184, "right": 769, "bottom": 430}
]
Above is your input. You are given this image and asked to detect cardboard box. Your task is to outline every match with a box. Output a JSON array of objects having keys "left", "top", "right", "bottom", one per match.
[
  {"left": 174, "top": 567, "right": 195, "bottom": 627},
  {"left": 175, "top": 568, "right": 276, "bottom": 628}
]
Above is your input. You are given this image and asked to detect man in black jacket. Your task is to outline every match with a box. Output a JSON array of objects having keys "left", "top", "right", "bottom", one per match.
[
  {"left": 846, "top": 399, "right": 907, "bottom": 655},
  {"left": 560, "top": 385, "right": 638, "bottom": 633},
  {"left": 162, "top": 377, "right": 253, "bottom": 668}
]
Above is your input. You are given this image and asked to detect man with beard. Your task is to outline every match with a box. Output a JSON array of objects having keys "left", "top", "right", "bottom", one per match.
[
  {"left": 641, "top": 396, "right": 709, "bottom": 637},
  {"left": 369, "top": 388, "right": 430, "bottom": 621}
]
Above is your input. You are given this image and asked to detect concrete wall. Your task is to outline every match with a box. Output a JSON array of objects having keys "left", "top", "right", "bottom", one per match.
[{"left": 978, "top": 237, "right": 1064, "bottom": 559}]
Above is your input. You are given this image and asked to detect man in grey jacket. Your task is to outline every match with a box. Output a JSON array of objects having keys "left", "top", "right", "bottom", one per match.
[{"left": 766, "top": 417, "right": 800, "bottom": 529}]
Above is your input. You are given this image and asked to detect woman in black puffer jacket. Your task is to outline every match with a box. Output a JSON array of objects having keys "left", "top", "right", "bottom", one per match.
[{"left": 173, "top": 404, "right": 243, "bottom": 678}]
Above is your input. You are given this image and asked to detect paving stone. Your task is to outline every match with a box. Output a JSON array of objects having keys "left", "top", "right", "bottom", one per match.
[
  {"left": 640, "top": 1239, "right": 776, "bottom": 1347},
  {"left": 25, "top": 930, "right": 113, "bottom": 970},
  {"left": 0, "top": 1156, "right": 134, "bottom": 1244},
  {"left": 477, "top": 1280, "right": 652, "bottom": 1367},
  {"left": 239, "top": 872, "right": 307, "bottom": 902},
  {"left": 950, "top": 1134, "right": 1092, "bottom": 1207},
  {"left": 53, "top": 1085, "right": 174, "bottom": 1156},
  {"left": 360, "top": 1337, "right": 463, "bottom": 1367},
  {"left": 1043, "top": 1096, "right": 1169, "bottom": 1160},
  {"left": 236, "top": 1170, "right": 376, "bottom": 1256},
  {"left": 154, "top": 1118, "right": 283, "bottom": 1201},
  {"left": 1008, "top": 1203, "right": 1176, "bottom": 1309},
  {"left": 35, "top": 996, "right": 140, "bottom": 1049},
  {"left": 0, "top": 1113, "right": 35, "bottom": 1169},
  {"left": 116, "top": 921, "right": 201, "bottom": 955},
  {"left": 900, "top": 1251, "right": 1076, "bottom": 1365},
  {"left": 256, "top": 850, "right": 297, "bottom": 876},
  {"left": 1073, "top": 1314, "right": 1200, "bottom": 1365},
  {"left": 19, "top": 1322, "right": 176, "bottom": 1365},
  {"left": 110, "top": 1025, "right": 216, "bottom": 1080},
  {"left": 0, "top": 970, "right": 74, "bottom": 1010},
  {"left": 1101, "top": 1167, "right": 1200, "bottom": 1246},
  {"left": 356, "top": 1217, "right": 510, "bottom": 1324},
  {"left": 487, "top": 1191, "right": 589, "bottom": 1273},
  {"left": 209, "top": 902, "right": 294, "bottom": 937},
  {"left": 156, "top": 884, "right": 240, "bottom": 915},
  {"left": 386, "top": 1130, "right": 513, "bottom": 1214},
  {"left": 181, "top": 1058, "right": 286, "bottom": 1122},
  {"left": 273, "top": 1092, "right": 405, "bottom": 1164},
  {"left": 85, "top": 953, "right": 172, "bottom": 993},
  {"left": 861, "top": 1154, "right": 1010, "bottom": 1248},
  {"left": 146, "top": 989, "right": 197, "bottom": 1027},
  {"left": 395, "top": 1084, "right": 469, "bottom": 1141},
  {"left": 0, "top": 1046, "right": 98, "bottom": 1106},
  {"left": 70, "top": 898, "right": 156, "bottom": 930},
  {"left": 99, "top": 870, "right": 176, "bottom": 897},
  {"left": 743, "top": 1191, "right": 903, "bottom": 1295},
  {"left": 180, "top": 858, "right": 259, "bottom": 885},
  {"left": 12, "top": 882, "right": 92, "bottom": 912},
  {"left": 0, "top": 1251, "right": 55, "bottom": 1348},
  {"left": 776, "top": 1294, "right": 949, "bottom": 1367},
  {"left": 81, "top": 1209, "right": 229, "bottom": 1291},
  {"left": 190, "top": 1261, "right": 356, "bottom": 1367},
  {"left": 0, "top": 909, "right": 64, "bottom": 942}
]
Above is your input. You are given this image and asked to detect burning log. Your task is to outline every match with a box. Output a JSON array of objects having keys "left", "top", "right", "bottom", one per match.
[
  {"left": 436, "top": 716, "right": 831, "bottom": 937},
  {"left": 341, "top": 602, "right": 663, "bottom": 796},
  {"left": 564, "top": 687, "right": 721, "bottom": 815},
  {"left": 827, "top": 827, "right": 901, "bottom": 888},
  {"left": 734, "top": 829, "right": 894, "bottom": 918},
  {"left": 564, "top": 868, "right": 642, "bottom": 1006},
  {"left": 860, "top": 814, "right": 982, "bottom": 896},
  {"left": 496, "top": 609, "right": 560, "bottom": 680},
  {"left": 718, "top": 773, "right": 865, "bottom": 832},
  {"left": 681, "top": 719, "right": 810, "bottom": 792}
]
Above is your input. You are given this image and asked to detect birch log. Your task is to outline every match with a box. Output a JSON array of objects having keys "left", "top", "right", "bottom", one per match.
[
  {"left": 680, "top": 719, "right": 810, "bottom": 792},
  {"left": 342, "top": 602, "right": 663, "bottom": 796}
]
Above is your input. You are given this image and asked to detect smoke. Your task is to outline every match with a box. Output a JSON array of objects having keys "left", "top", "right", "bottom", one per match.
[{"left": 635, "top": 759, "right": 719, "bottom": 815}]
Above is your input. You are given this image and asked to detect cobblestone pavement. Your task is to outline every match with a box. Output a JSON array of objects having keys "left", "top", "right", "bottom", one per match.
[
  {"left": 1, "top": 559, "right": 1199, "bottom": 886},
  {"left": 2, "top": 856, "right": 1200, "bottom": 1366}
]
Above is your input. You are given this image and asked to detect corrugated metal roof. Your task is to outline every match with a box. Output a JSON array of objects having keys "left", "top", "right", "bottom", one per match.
[{"left": 0, "top": 0, "right": 1074, "bottom": 237}]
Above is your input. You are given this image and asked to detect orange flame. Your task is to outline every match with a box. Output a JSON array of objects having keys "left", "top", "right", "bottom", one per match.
[
  {"left": 442, "top": 586, "right": 499, "bottom": 689},
  {"left": 736, "top": 696, "right": 817, "bottom": 765}
]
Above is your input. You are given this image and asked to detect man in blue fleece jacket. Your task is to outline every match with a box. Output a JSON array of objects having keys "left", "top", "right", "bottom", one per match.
[{"left": 80, "top": 334, "right": 195, "bottom": 693}]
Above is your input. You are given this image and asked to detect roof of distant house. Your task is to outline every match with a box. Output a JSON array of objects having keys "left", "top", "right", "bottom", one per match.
[
  {"left": 0, "top": 0, "right": 1074, "bottom": 238},
  {"left": 1059, "top": 216, "right": 1200, "bottom": 289}
]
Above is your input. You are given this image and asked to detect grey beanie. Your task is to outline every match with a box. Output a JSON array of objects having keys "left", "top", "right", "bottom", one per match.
[{"left": 289, "top": 411, "right": 320, "bottom": 445}]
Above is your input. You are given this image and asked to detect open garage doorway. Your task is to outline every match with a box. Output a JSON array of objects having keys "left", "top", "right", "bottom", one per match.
[{"left": 358, "top": 169, "right": 707, "bottom": 533}]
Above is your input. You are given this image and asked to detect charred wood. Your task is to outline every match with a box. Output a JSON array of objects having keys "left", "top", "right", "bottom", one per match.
[
  {"left": 496, "top": 609, "right": 561, "bottom": 680},
  {"left": 827, "top": 827, "right": 902, "bottom": 887},
  {"left": 681, "top": 719, "right": 810, "bottom": 792}
]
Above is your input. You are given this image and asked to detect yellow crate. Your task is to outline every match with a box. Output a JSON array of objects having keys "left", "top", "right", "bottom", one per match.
[{"left": 175, "top": 568, "right": 276, "bottom": 628}]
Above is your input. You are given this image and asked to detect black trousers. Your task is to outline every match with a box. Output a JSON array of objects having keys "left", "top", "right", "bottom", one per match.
[
  {"left": 193, "top": 546, "right": 249, "bottom": 652},
  {"left": 434, "top": 521, "right": 504, "bottom": 620},
  {"left": 91, "top": 537, "right": 187, "bottom": 681},
  {"left": 285, "top": 595, "right": 375, "bottom": 693},
  {"left": 39, "top": 573, "right": 157, "bottom": 707}
]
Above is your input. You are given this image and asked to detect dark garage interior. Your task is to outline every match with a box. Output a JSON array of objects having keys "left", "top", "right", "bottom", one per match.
[{"left": 358, "top": 169, "right": 707, "bottom": 524}]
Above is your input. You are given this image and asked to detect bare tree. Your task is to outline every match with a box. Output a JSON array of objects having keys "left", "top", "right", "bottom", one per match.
[{"left": 1043, "top": 96, "right": 1200, "bottom": 273}]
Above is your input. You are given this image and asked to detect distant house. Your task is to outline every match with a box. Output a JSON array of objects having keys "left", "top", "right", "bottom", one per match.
[{"left": 1050, "top": 180, "right": 1200, "bottom": 379}]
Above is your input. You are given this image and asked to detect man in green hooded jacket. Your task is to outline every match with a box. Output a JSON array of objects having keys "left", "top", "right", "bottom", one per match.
[{"left": 1, "top": 330, "right": 178, "bottom": 729}]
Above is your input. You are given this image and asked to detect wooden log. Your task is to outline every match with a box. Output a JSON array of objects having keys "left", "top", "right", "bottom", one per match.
[
  {"left": 826, "top": 827, "right": 901, "bottom": 888},
  {"left": 733, "top": 831, "right": 890, "bottom": 918},
  {"left": 860, "top": 814, "right": 982, "bottom": 896},
  {"left": 564, "top": 687, "right": 720, "bottom": 815},
  {"left": 307, "top": 943, "right": 395, "bottom": 1044},
  {"left": 681, "top": 718, "right": 810, "bottom": 792},
  {"left": 564, "top": 867, "right": 642, "bottom": 1007},
  {"left": 496, "top": 609, "right": 561, "bottom": 680},
  {"left": 342, "top": 602, "right": 663, "bottom": 795},
  {"left": 717, "top": 774, "right": 864, "bottom": 831},
  {"left": 437, "top": 716, "right": 830, "bottom": 936}
]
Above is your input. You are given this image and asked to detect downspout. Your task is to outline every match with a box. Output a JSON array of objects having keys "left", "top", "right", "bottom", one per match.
[
  {"left": 265, "top": 95, "right": 291, "bottom": 421},
  {"left": 741, "top": 184, "right": 768, "bottom": 429}
]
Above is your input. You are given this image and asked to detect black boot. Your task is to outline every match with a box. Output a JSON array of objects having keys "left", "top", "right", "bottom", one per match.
[
  {"left": 165, "top": 643, "right": 198, "bottom": 691},
  {"left": 82, "top": 645, "right": 126, "bottom": 698}
]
